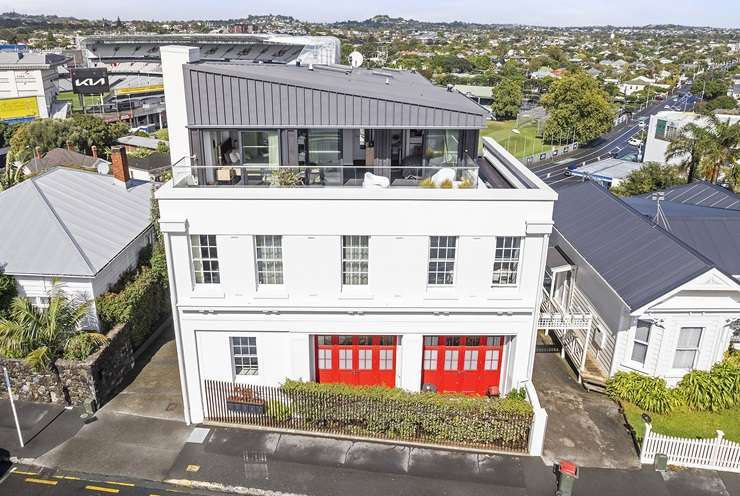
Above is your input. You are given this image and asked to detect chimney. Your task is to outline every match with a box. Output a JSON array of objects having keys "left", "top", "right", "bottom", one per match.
[
  {"left": 35, "top": 146, "right": 41, "bottom": 160},
  {"left": 110, "top": 146, "right": 130, "bottom": 184},
  {"left": 91, "top": 145, "right": 98, "bottom": 159}
]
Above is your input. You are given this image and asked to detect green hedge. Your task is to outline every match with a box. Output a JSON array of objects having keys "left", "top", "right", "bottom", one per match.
[
  {"left": 96, "top": 264, "right": 169, "bottom": 349},
  {"left": 281, "top": 380, "right": 533, "bottom": 449},
  {"left": 607, "top": 354, "right": 740, "bottom": 415}
]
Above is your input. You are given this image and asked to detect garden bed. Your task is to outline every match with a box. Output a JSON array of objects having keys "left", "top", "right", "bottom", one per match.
[{"left": 622, "top": 401, "right": 740, "bottom": 443}]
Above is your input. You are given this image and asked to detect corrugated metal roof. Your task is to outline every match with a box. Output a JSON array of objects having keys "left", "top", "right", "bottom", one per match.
[
  {"left": 625, "top": 197, "right": 740, "bottom": 276},
  {"left": 553, "top": 182, "right": 714, "bottom": 310},
  {"left": 639, "top": 181, "right": 740, "bottom": 210},
  {"left": 0, "top": 168, "right": 152, "bottom": 277},
  {"left": 184, "top": 62, "right": 487, "bottom": 129}
]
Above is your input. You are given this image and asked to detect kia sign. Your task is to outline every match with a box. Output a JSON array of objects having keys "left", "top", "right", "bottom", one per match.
[{"left": 71, "top": 68, "right": 109, "bottom": 95}]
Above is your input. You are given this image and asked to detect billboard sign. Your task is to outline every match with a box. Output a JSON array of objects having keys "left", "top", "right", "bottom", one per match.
[
  {"left": 71, "top": 68, "right": 109, "bottom": 95},
  {"left": 0, "top": 96, "right": 40, "bottom": 124},
  {"left": 114, "top": 84, "right": 165, "bottom": 96}
]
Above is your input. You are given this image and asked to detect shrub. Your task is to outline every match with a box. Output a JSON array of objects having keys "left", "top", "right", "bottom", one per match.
[
  {"left": 0, "top": 270, "right": 16, "bottom": 320},
  {"left": 281, "top": 380, "right": 532, "bottom": 448},
  {"left": 677, "top": 362, "right": 740, "bottom": 412},
  {"left": 96, "top": 266, "right": 170, "bottom": 349},
  {"left": 607, "top": 372, "right": 679, "bottom": 414},
  {"left": 459, "top": 178, "right": 475, "bottom": 189},
  {"left": 506, "top": 387, "right": 527, "bottom": 401},
  {"left": 265, "top": 400, "right": 291, "bottom": 422},
  {"left": 439, "top": 179, "right": 454, "bottom": 189},
  {"left": 419, "top": 177, "right": 435, "bottom": 188}
]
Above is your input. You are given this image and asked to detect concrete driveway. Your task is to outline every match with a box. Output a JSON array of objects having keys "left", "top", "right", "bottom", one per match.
[
  {"left": 533, "top": 352, "right": 640, "bottom": 469},
  {"left": 101, "top": 323, "right": 184, "bottom": 422}
]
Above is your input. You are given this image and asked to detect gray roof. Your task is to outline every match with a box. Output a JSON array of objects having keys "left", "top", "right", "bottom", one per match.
[
  {"left": 570, "top": 158, "right": 643, "bottom": 181},
  {"left": 553, "top": 182, "right": 714, "bottom": 310},
  {"left": 625, "top": 197, "right": 740, "bottom": 276},
  {"left": 128, "top": 152, "right": 170, "bottom": 172},
  {"left": 0, "top": 168, "right": 152, "bottom": 277},
  {"left": 0, "top": 52, "right": 69, "bottom": 69},
  {"left": 638, "top": 181, "right": 740, "bottom": 211},
  {"left": 22, "top": 148, "right": 109, "bottom": 175},
  {"left": 117, "top": 135, "right": 166, "bottom": 150},
  {"left": 184, "top": 62, "right": 487, "bottom": 129}
]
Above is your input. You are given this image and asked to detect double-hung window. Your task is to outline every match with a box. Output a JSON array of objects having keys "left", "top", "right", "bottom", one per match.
[
  {"left": 492, "top": 237, "right": 522, "bottom": 286},
  {"left": 231, "top": 337, "right": 258, "bottom": 375},
  {"left": 191, "top": 235, "right": 220, "bottom": 284},
  {"left": 255, "top": 235, "right": 284, "bottom": 285},
  {"left": 673, "top": 327, "right": 702, "bottom": 369},
  {"left": 630, "top": 320, "right": 652, "bottom": 365},
  {"left": 342, "top": 236, "right": 369, "bottom": 286},
  {"left": 428, "top": 236, "right": 457, "bottom": 286}
]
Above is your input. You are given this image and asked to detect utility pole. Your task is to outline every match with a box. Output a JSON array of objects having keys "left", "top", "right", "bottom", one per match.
[{"left": 3, "top": 367, "right": 24, "bottom": 448}]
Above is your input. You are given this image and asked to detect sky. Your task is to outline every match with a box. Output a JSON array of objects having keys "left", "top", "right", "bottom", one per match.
[{"left": 7, "top": 0, "right": 740, "bottom": 28}]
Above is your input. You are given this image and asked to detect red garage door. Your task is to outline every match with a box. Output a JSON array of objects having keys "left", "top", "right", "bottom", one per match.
[
  {"left": 421, "top": 336, "right": 504, "bottom": 395},
  {"left": 315, "top": 335, "right": 397, "bottom": 387}
]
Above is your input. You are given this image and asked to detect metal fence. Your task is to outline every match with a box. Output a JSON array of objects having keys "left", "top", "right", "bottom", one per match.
[{"left": 203, "top": 380, "right": 533, "bottom": 453}]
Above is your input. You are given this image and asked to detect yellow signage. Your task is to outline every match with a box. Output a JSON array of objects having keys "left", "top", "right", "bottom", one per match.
[
  {"left": 115, "top": 84, "right": 165, "bottom": 96},
  {"left": 0, "top": 96, "right": 40, "bottom": 123}
]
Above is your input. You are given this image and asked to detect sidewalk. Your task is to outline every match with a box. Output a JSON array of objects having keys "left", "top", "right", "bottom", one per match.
[{"left": 13, "top": 405, "right": 738, "bottom": 496}]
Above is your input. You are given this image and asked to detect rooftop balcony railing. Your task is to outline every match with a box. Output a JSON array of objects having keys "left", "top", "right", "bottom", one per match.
[{"left": 172, "top": 154, "right": 481, "bottom": 189}]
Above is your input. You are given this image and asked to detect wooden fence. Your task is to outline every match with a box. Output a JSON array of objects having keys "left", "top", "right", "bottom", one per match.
[
  {"left": 640, "top": 424, "right": 740, "bottom": 473},
  {"left": 203, "top": 380, "right": 533, "bottom": 453}
]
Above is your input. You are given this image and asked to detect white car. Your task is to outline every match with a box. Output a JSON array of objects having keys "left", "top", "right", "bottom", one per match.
[
  {"left": 628, "top": 137, "right": 643, "bottom": 147},
  {"left": 638, "top": 121, "right": 647, "bottom": 129}
]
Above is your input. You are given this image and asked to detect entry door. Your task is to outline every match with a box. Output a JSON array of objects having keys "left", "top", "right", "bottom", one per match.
[
  {"left": 315, "top": 335, "right": 397, "bottom": 387},
  {"left": 421, "top": 336, "right": 504, "bottom": 395}
]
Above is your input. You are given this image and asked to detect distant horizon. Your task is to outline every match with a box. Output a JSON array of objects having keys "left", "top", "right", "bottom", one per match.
[{"left": 4, "top": 1, "right": 740, "bottom": 30}]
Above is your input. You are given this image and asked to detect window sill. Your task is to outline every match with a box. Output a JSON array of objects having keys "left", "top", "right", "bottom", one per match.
[
  {"left": 191, "top": 286, "right": 225, "bottom": 299},
  {"left": 254, "top": 287, "right": 289, "bottom": 299},
  {"left": 424, "top": 287, "right": 459, "bottom": 300},
  {"left": 338, "top": 290, "right": 374, "bottom": 300}
]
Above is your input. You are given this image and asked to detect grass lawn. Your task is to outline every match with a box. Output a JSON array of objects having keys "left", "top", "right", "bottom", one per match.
[
  {"left": 479, "top": 119, "right": 550, "bottom": 159},
  {"left": 622, "top": 401, "right": 740, "bottom": 443},
  {"left": 57, "top": 91, "right": 111, "bottom": 111}
]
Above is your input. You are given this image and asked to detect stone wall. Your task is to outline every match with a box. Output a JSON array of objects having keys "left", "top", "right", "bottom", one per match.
[
  {"left": 57, "top": 323, "right": 135, "bottom": 406},
  {"left": 0, "top": 323, "right": 135, "bottom": 407},
  {"left": 0, "top": 356, "right": 65, "bottom": 404}
]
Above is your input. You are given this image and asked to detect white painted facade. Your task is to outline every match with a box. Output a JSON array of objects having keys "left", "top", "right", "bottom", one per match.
[
  {"left": 0, "top": 66, "right": 59, "bottom": 120},
  {"left": 158, "top": 47, "right": 557, "bottom": 425}
]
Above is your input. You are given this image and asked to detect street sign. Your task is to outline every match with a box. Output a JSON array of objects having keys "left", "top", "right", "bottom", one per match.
[{"left": 71, "top": 68, "right": 110, "bottom": 95}]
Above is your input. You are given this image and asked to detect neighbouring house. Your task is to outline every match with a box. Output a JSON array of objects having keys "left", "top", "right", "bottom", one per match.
[
  {"left": 637, "top": 180, "right": 739, "bottom": 212},
  {"left": 156, "top": 46, "right": 558, "bottom": 425},
  {"left": 117, "top": 135, "right": 167, "bottom": 153},
  {"left": 619, "top": 76, "right": 670, "bottom": 96},
  {"left": 127, "top": 151, "right": 171, "bottom": 182},
  {"left": 0, "top": 148, "right": 154, "bottom": 329},
  {"left": 0, "top": 51, "right": 69, "bottom": 124},
  {"left": 452, "top": 84, "right": 494, "bottom": 109},
  {"left": 643, "top": 111, "right": 740, "bottom": 165},
  {"left": 566, "top": 158, "right": 643, "bottom": 189},
  {"left": 20, "top": 146, "right": 110, "bottom": 176},
  {"left": 539, "top": 181, "right": 740, "bottom": 390}
]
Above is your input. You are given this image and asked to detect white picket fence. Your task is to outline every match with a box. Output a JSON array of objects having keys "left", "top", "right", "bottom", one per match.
[{"left": 640, "top": 424, "right": 740, "bottom": 473}]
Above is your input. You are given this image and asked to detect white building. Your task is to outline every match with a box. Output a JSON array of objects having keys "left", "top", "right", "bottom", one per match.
[
  {"left": 0, "top": 52, "right": 68, "bottom": 123},
  {"left": 157, "top": 46, "right": 557, "bottom": 425},
  {"left": 541, "top": 182, "right": 740, "bottom": 390},
  {"left": 0, "top": 151, "right": 153, "bottom": 329},
  {"left": 643, "top": 111, "right": 740, "bottom": 165}
]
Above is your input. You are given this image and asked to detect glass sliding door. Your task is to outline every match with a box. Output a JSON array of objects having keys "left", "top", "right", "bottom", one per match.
[
  {"left": 424, "top": 130, "right": 460, "bottom": 167},
  {"left": 303, "top": 129, "right": 343, "bottom": 185},
  {"left": 240, "top": 130, "right": 279, "bottom": 165}
]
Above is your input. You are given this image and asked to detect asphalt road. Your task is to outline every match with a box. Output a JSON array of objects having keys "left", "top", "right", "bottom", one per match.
[
  {"left": 530, "top": 88, "right": 700, "bottom": 188},
  {"left": 0, "top": 465, "right": 222, "bottom": 496}
]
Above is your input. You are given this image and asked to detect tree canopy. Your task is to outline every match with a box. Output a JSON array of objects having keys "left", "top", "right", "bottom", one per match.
[
  {"left": 611, "top": 162, "right": 685, "bottom": 196},
  {"left": 491, "top": 78, "right": 523, "bottom": 120},
  {"left": 541, "top": 72, "right": 615, "bottom": 145}
]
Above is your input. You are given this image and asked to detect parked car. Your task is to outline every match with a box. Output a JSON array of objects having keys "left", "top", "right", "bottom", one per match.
[
  {"left": 638, "top": 120, "right": 647, "bottom": 129},
  {"left": 628, "top": 137, "right": 643, "bottom": 147}
]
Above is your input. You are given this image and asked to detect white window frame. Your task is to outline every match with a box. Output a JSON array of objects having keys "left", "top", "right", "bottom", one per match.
[
  {"left": 484, "top": 349, "right": 500, "bottom": 370},
  {"left": 190, "top": 234, "right": 220, "bottom": 285},
  {"left": 379, "top": 349, "right": 393, "bottom": 370},
  {"left": 427, "top": 236, "right": 457, "bottom": 286},
  {"left": 423, "top": 349, "right": 438, "bottom": 370},
  {"left": 231, "top": 336, "right": 258, "bottom": 376},
  {"left": 491, "top": 236, "right": 522, "bottom": 287},
  {"left": 673, "top": 327, "right": 703, "bottom": 370},
  {"left": 255, "top": 235, "right": 284, "bottom": 286},
  {"left": 630, "top": 320, "right": 652, "bottom": 366},
  {"left": 342, "top": 235, "right": 369, "bottom": 286},
  {"left": 317, "top": 348, "right": 332, "bottom": 370}
]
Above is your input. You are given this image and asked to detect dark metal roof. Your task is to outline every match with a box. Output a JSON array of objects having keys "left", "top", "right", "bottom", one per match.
[
  {"left": 128, "top": 152, "right": 171, "bottom": 172},
  {"left": 625, "top": 197, "right": 740, "bottom": 276},
  {"left": 638, "top": 181, "right": 740, "bottom": 211},
  {"left": 22, "top": 148, "right": 109, "bottom": 175},
  {"left": 184, "top": 62, "right": 487, "bottom": 129},
  {"left": 553, "top": 182, "right": 714, "bottom": 310}
]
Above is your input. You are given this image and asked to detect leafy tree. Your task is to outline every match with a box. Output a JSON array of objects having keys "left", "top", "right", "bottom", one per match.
[
  {"left": 153, "top": 128, "right": 169, "bottom": 141},
  {"left": 611, "top": 162, "right": 685, "bottom": 196},
  {"left": 541, "top": 72, "right": 614, "bottom": 144},
  {"left": 65, "top": 115, "right": 128, "bottom": 156},
  {"left": 0, "top": 285, "right": 107, "bottom": 370},
  {"left": 491, "top": 78, "right": 523, "bottom": 120},
  {"left": 0, "top": 271, "right": 16, "bottom": 320},
  {"left": 699, "top": 95, "right": 737, "bottom": 113},
  {"left": 694, "top": 70, "right": 730, "bottom": 100}
]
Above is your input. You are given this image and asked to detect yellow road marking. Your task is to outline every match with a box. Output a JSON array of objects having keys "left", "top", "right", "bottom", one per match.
[
  {"left": 13, "top": 470, "right": 40, "bottom": 476},
  {"left": 85, "top": 485, "right": 120, "bottom": 493},
  {"left": 105, "top": 481, "right": 135, "bottom": 487},
  {"left": 25, "top": 478, "right": 58, "bottom": 486},
  {"left": 53, "top": 475, "right": 82, "bottom": 480}
]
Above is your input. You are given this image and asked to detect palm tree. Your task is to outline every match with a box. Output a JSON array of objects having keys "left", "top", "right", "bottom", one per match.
[
  {"left": 0, "top": 162, "right": 24, "bottom": 191},
  {"left": 697, "top": 114, "right": 740, "bottom": 184},
  {"left": 665, "top": 122, "right": 708, "bottom": 183},
  {"left": 0, "top": 285, "right": 107, "bottom": 371}
]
